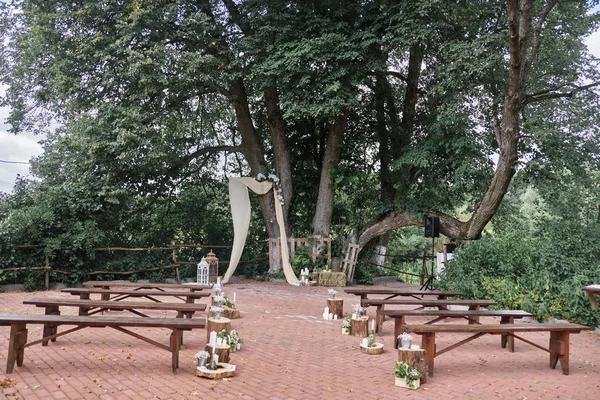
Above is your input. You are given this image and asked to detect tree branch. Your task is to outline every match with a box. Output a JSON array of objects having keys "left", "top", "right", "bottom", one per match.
[
  {"left": 386, "top": 70, "right": 427, "bottom": 95},
  {"left": 522, "top": 81, "right": 600, "bottom": 105},
  {"left": 523, "top": 0, "right": 558, "bottom": 76},
  {"left": 180, "top": 145, "right": 242, "bottom": 166}
]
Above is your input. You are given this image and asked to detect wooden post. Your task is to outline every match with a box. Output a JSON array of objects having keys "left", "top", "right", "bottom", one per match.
[
  {"left": 206, "top": 318, "right": 231, "bottom": 343},
  {"left": 351, "top": 316, "right": 369, "bottom": 337},
  {"left": 398, "top": 348, "right": 428, "bottom": 384},
  {"left": 327, "top": 299, "right": 343, "bottom": 319},
  {"left": 205, "top": 343, "right": 231, "bottom": 363},
  {"left": 44, "top": 255, "right": 50, "bottom": 291},
  {"left": 172, "top": 243, "right": 181, "bottom": 284}
]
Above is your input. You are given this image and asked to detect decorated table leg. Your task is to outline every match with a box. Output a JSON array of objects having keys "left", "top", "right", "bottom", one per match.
[{"left": 327, "top": 299, "right": 343, "bottom": 319}]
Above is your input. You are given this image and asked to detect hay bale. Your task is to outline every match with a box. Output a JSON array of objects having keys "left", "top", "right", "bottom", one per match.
[{"left": 318, "top": 271, "right": 346, "bottom": 287}]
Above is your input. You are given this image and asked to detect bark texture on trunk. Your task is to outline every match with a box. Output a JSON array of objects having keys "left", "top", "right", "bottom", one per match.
[
  {"left": 265, "top": 86, "right": 293, "bottom": 235},
  {"left": 229, "top": 78, "right": 279, "bottom": 238},
  {"left": 311, "top": 109, "right": 348, "bottom": 237}
]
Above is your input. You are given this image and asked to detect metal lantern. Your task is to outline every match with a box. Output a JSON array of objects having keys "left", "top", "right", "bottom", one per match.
[
  {"left": 205, "top": 250, "right": 219, "bottom": 283},
  {"left": 197, "top": 257, "right": 209, "bottom": 285}
]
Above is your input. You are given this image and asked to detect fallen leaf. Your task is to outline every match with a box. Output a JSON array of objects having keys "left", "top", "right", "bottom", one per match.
[{"left": 0, "top": 378, "right": 17, "bottom": 388}]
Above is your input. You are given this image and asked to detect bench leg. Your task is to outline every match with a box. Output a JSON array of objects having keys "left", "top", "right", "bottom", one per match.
[
  {"left": 421, "top": 333, "right": 436, "bottom": 377},
  {"left": 549, "top": 331, "right": 570, "bottom": 374},
  {"left": 393, "top": 316, "right": 406, "bottom": 349},
  {"left": 7, "top": 323, "right": 28, "bottom": 374},
  {"left": 170, "top": 329, "right": 181, "bottom": 374},
  {"left": 468, "top": 305, "right": 480, "bottom": 324},
  {"left": 500, "top": 316, "right": 515, "bottom": 352},
  {"left": 375, "top": 305, "right": 384, "bottom": 333},
  {"left": 43, "top": 306, "right": 60, "bottom": 346}
]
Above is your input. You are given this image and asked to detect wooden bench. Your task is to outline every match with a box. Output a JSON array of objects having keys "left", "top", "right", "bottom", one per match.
[
  {"left": 345, "top": 288, "right": 462, "bottom": 301},
  {"left": 83, "top": 280, "right": 210, "bottom": 291},
  {"left": 363, "top": 299, "right": 496, "bottom": 333},
  {"left": 23, "top": 297, "right": 208, "bottom": 345},
  {"left": 0, "top": 313, "right": 206, "bottom": 374},
  {"left": 379, "top": 309, "right": 531, "bottom": 349},
  {"left": 402, "top": 322, "right": 590, "bottom": 376},
  {"left": 61, "top": 288, "right": 210, "bottom": 303}
]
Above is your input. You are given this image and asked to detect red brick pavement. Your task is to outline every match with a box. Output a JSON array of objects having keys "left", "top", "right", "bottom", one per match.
[{"left": 0, "top": 280, "right": 599, "bottom": 399}]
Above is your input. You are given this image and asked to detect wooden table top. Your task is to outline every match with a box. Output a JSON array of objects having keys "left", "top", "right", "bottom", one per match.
[
  {"left": 344, "top": 288, "right": 462, "bottom": 296},
  {"left": 362, "top": 299, "right": 496, "bottom": 306},
  {"left": 24, "top": 297, "right": 208, "bottom": 311},
  {"left": 83, "top": 281, "right": 210, "bottom": 290}
]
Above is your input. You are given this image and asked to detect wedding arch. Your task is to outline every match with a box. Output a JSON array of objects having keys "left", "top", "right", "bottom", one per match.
[{"left": 221, "top": 177, "right": 299, "bottom": 286}]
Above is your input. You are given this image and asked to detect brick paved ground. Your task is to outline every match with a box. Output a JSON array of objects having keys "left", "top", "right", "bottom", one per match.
[{"left": 0, "top": 280, "right": 599, "bottom": 400}]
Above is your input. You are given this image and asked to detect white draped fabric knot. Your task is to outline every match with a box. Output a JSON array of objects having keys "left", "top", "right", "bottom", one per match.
[{"left": 222, "top": 177, "right": 299, "bottom": 286}]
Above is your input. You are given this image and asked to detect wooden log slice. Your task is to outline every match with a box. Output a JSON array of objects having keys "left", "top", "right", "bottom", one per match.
[
  {"left": 196, "top": 363, "right": 236, "bottom": 379},
  {"left": 360, "top": 342, "right": 384, "bottom": 355},
  {"left": 351, "top": 316, "right": 369, "bottom": 337},
  {"left": 205, "top": 343, "right": 231, "bottom": 363},
  {"left": 206, "top": 317, "right": 231, "bottom": 343},
  {"left": 327, "top": 299, "right": 344, "bottom": 319},
  {"left": 398, "top": 348, "right": 428, "bottom": 384},
  {"left": 222, "top": 306, "right": 241, "bottom": 319}
]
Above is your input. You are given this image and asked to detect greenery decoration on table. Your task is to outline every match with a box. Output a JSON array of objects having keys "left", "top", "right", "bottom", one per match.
[{"left": 395, "top": 361, "right": 422, "bottom": 388}]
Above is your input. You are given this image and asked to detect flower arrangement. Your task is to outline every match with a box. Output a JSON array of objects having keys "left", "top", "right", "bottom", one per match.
[
  {"left": 398, "top": 332, "right": 413, "bottom": 342},
  {"left": 328, "top": 289, "right": 337, "bottom": 299},
  {"left": 211, "top": 306, "right": 223, "bottom": 319},
  {"left": 395, "top": 361, "right": 422, "bottom": 388},
  {"left": 342, "top": 315, "right": 352, "bottom": 334},
  {"left": 195, "top": 350, "right": 209, "bottom": 360},
  {"left": 217, "top": 327, "right": 244, "bottom": 351},
  {"left": 213, "top": 294, "right": 225, "bottom": 305},
  {"left": 222, "top": 298, "right": 235, "bottom": 308},
  {"left": 228, "top": 329, "right": 244, "bottom": 351},
  {"left": 352, "top": 303, "right": 365, "bottom": 317},
  {"left": 256, "top": 173, "right": 285, "bottom": 205}
]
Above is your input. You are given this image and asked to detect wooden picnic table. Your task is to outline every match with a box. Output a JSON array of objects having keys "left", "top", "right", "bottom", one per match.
[
  {"left": 582, "top": 285, "right": 600, "bottom": 310},
  {"left": 378, "top": 309, "right": 532, "bottom": 350},
  {"left": 362, "top": 298, "right": 497, "bottom": 333},
  {"left": 61, "top": 288, "right": 210, "bottom": 304},
  {"left": 83, "top": 280, "right": 210, "bottom": 291}
]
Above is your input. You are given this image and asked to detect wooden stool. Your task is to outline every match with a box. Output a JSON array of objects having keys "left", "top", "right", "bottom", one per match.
[
  {"left": 327, "top": 299, "right": 343, "bottom": 319},
  {"left": 205, "top": 343, "right": 231, "bottom": 363},
  {"left": 206, "top": 317, "right": 231, "bottom": 343},
  {"left": 398, "top": 348, "right": 427, "bottom": 383},
  {"left": 351, "top": 316, "right": 369, "bottom": 337}
]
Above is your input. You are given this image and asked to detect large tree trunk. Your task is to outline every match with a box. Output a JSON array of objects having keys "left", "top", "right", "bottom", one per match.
[
  {"left": 356, "top": 0, "right": 549, "bottom": 251},
  {"left": 264, "top": 86, "right": 292, "bottom": 236},
  {"left": 229, "top": 78, "right": 279, "bottom": 238},
  {"left": 311, "top": 109, "right": 348, "bottom": 237}
]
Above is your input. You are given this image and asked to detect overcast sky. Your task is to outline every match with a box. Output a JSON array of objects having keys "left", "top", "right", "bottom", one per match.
[{"left": 1, "top": 19, "right": 599, "bottom": 194}]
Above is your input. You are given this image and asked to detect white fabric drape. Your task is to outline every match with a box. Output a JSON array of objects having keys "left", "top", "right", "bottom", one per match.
[{"left": 222, "top": 177, "right": 299, "bottom": 286}]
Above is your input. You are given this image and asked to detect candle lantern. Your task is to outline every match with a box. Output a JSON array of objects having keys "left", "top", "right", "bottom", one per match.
[
  {"left": 206, "top": 250, "right": 219, "bottom": 283},
  {"left": 197, "top": 257, "right": 209, "bottom": 285}
]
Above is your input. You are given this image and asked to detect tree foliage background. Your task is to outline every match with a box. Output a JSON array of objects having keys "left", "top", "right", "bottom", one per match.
[{"left": 0, "top": 0, "right": 600, "bottom": 325}]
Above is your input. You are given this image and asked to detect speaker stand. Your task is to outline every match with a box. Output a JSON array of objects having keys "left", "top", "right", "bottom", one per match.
[{"left": 420, "top": 237, "right": 436, "bottom": 291}]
